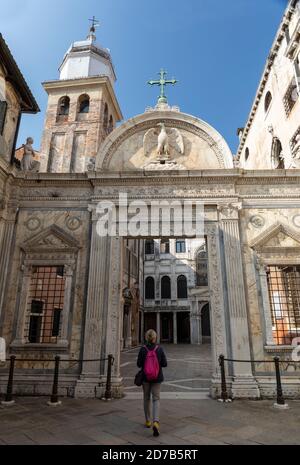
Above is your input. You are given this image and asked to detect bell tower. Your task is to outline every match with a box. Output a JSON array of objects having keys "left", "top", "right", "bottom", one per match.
[{"left": 40, "top": 19, "right": 123, "bottom": 172}]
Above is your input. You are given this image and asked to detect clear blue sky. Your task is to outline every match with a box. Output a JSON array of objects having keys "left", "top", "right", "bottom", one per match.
[{"left": 1, "top": 0, "right": 288, "bottom": 154}]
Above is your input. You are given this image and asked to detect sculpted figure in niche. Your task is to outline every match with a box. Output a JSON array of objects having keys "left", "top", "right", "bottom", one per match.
[{"left": 21, "top": 137, "right": 40, "bottom": 172}]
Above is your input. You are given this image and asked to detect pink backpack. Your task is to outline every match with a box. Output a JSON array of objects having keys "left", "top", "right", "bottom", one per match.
[{"left": 144, "top": 345, "right": 160, "bottom": 382}]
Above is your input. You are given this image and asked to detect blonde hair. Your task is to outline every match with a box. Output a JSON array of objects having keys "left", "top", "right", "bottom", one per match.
[{"left": 145, "top": 329, "right": 157, "bottom": 344}]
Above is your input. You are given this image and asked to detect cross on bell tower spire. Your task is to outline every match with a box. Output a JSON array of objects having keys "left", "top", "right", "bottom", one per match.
[
  {"left": 87, "top": 16, "right": 100, "bottom": 42},
  {"left": 148, "top": 69, "right": 178, "bottom": 105}
]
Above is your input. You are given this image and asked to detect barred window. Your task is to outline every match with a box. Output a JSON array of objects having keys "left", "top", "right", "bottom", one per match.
[
  {"left": 283, "top": 78, "right": 299, "bottom": 116},
  {"left": 267, "top": 265, "right": 300, "bottom": 345},
  {"left": 25, "top": 266, "right": 65, "bottom": 344}
]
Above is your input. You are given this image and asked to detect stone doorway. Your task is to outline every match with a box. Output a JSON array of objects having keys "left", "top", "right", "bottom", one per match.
[
  {"left": 177, "top": 312, "right": 191, "bottom": 343},
  {"left": 160, "top": 313, "right": 173, "bottom": 343}
]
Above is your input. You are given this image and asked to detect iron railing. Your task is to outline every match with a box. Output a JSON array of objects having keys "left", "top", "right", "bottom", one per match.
[
  {"left": 218, "top": 354, "right": 300, "bottom": 406},
  {"left": 1, "top": 354, "right": 114, "bottom": 405}
]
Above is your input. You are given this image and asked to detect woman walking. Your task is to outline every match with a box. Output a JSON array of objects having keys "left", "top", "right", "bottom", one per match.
[{"left": 137, "top": 329, "right": 167, "bottom": 437}]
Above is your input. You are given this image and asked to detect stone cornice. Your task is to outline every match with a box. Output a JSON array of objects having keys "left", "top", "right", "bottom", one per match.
[
  {"left": 237, "top": 2, "right": 296, "bottom": 158},
  {"left": 9, "top": 168, "right": 300, "bottom": 188}
]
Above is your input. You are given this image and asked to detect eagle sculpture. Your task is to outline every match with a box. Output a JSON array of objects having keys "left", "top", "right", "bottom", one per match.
[{"left": 143, "top": 123, "right": 184, "bottom": 158}]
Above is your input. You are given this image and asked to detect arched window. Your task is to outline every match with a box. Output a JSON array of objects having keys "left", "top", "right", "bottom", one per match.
[
  {"left": 108, "top": 115, "right": 114, "bottom": 133},
  {"left": 103, "top": 103, "right": 108, "bottom": 133},
  {"left": 264, "top": 91, "right": 272, "bottom": 113},
  {"left": 177, "top": 275, "right": 188, "bottom": 299},
  {"left": 245, "top": 147, "right": 250, "bottom": 162},
  {"left": 196, "top": 246, "right": 208, "bottom": 287},
  {"left": 57, "top": 96, "right": 70, "bottom": 118},
  {"left": 160, "top": 239, "right": 170, "bottom": 254},
  {"left": 78, "top": 94, "right": 90, "bottom": 114},
  {"left": 145, "top": 240, "right": 154, "bottom": 255},
  {"left": 161, "top": 276, "right": 171, "bottom": 299},
  {"left": 145, "top": 277, "right": 155, "bottom": 300},
  {"left": 271, "top": 137, "right": 284, "bottom": 169}
]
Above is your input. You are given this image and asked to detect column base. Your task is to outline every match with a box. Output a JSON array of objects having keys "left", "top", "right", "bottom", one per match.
[
  {"left": 1, "top": 400, "right": 15, "bottom": 406},
  {"left": 74, "top": 376, "right": 124, "bottom": 399},
  {"left": 47, "top": 400, "right": 62, "bottom": 407},
  {"left": 231, "top": 376, "right": 260, "bottom": 399},
  {"left": 273, "top": 402, "right": 289, "bottom": 410}
]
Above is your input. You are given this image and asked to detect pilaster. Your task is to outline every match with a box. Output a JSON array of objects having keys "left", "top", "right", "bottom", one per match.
[
  {"left": 218, "top": 203, "right": 260, "bottom": 398},
  {"left": 75, "top": 206, "right": 111, "bottom": 397}
]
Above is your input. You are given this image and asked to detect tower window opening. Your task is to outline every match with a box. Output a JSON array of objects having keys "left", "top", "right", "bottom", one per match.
[
  {"left": 57, "top": 96, "right": 70, "bottom": 118},
  {"left": 78, "top": 94, "right": 90, "bottom": 114},
  {"left": 108, "top": 115, "right": 114, "bottom": 134}
]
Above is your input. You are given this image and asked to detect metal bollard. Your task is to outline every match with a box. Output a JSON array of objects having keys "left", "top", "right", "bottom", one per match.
[
  {"left": 104, "top": 354, "right": 114, "bottom": 401},
  {"left": 219, "top": 355, "right": 229, "bottom": 402},
  {"left": 1, "top": 355, "right": 16, "bottom": 405},
  {"left": 48, "top": 356, "right": 61, "bottom": 406},
  {"left": 273, "top": 357, "right": 288, "bottom": 408}
]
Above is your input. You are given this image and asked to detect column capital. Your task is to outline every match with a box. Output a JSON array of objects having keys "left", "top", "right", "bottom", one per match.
[{"left": 217, "top": 202, "right": 242, "bottom": 221}]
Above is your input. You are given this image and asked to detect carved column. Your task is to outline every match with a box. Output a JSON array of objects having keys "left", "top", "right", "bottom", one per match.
[
  {"left": 102, "top": 236, "right": 123, "bottom": 395},
  {"left": 218, "top": 203, "right": 260, "bottom": 398},
  {"left": 256, "top": 257, "right": 274, "bottom": 346},
  {"left": 0, "top": 208, "right": 17, "bottom": 332},
  {"left": 206, "top": 223, "right": 227, "bottom": 378},
  {"left": 77, "top": 207, "right": 111, "bottom": 386},
  {"left": 12, "top": 264, "right": 32, "bottom": 345},
  {"left": 190, "top": 300, "right": 203, "bottom": 345},
  {"left": 156, "top": 312, "right": 161, "bottom": 343},
  {"left": 60, "top": 264, "right": 75, "bottom": 346},
  {"left": 173, "top": 311, "right": 177, "bottom": 344}
]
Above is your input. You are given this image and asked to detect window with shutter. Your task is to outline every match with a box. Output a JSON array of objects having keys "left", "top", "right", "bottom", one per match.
[{"left": 0, "top": 101, "right": 8, "bottom": 135}]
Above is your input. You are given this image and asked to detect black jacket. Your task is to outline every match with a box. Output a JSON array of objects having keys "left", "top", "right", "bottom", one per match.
[{"left": 137, "top": 343, "right": 167, "bottom": 383}]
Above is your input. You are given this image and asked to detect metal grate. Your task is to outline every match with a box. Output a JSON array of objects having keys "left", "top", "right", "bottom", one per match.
[
  {"left": 24, "top": 266, "right": 65, "bottom": 344},
  {"left": 267, "top": 265, "right": 300, "bottom": 345}
]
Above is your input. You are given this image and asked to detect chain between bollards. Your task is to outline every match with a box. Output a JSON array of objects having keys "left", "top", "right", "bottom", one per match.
[{"left": 104, "top": 354, "right": 114, "bottom": 401}]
